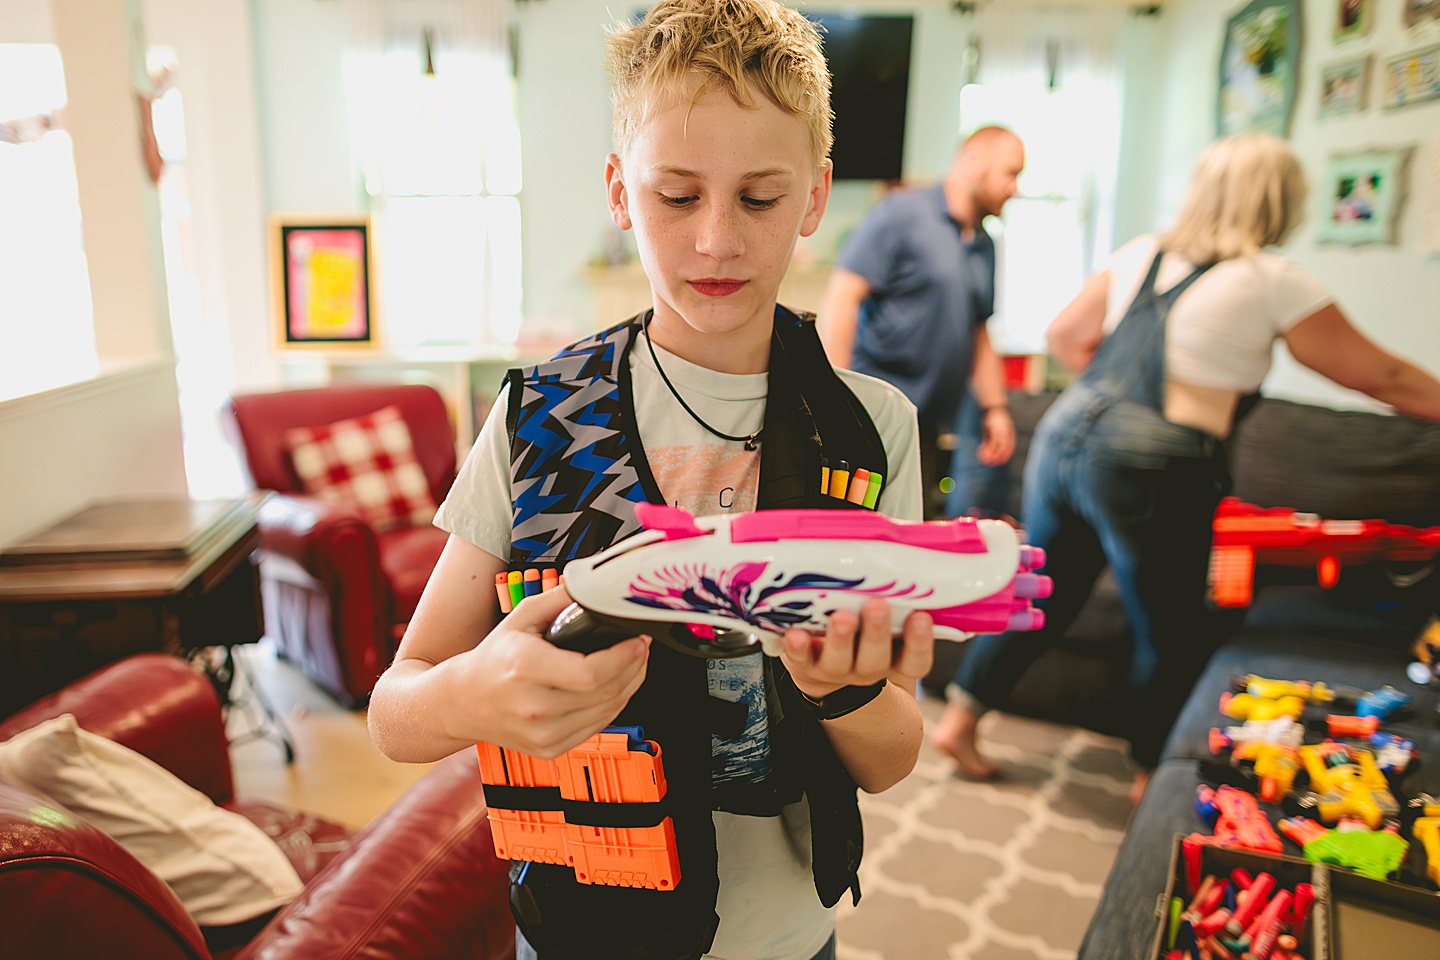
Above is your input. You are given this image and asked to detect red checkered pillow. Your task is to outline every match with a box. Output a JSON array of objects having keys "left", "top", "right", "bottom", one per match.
[{"left": 284, "top": 405, "right": 438, "bottom": 531}]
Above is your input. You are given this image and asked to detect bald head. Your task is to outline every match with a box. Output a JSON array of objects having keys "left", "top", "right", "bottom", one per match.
[
  {"left": 960, "top": 125, "right": 1021, "bottom": 159},
  {"left": 947, "top": 126, "right": 1025, "bottom": 225}
]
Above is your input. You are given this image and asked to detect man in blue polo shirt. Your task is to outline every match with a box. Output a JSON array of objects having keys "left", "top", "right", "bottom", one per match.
[{"left": 820, "top": 126, "right": 1023, "bottom": 518}]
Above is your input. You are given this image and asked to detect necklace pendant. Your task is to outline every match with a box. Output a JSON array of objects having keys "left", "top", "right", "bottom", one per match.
[{"left": 745, "top": 432, "right": 761, "bottom": 451}]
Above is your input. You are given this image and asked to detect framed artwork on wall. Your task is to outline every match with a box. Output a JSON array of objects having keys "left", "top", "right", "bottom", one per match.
[
  {"left": 1315, "top": 146, "right": 1414, "bottom": 246},
  {"left": 1318, "top": 55, "right": 1372, "bottom": 116},
  {"left": 270, "top": 216, "right": 377, "bottom": 348},
  {"left": 1403, "top": 1, "right": 1440, "bottom": 29},
  {"left": 1218, "top": 0, "right": 1303, "bottom": 138},
  {"left": 1381, "top": 44, "right": 1440, "bottom": 108},
  {"left": 1335, "top": 0, "right": 1373, "bottom": 43}
]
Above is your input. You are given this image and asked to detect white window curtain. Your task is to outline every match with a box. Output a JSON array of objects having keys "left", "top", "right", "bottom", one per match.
[
  {"left": 340, "top": 0, "right": 521, "bottom": 346},
  {"left": 0, "top": 43, "right": 98, "bottom": 401},
  {"left": 961, "top": 4, "right": 1127, "bottom": 355}
]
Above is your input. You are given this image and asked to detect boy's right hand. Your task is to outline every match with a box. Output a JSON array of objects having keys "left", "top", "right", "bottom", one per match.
[{"left": 446, "top": 585, "right": 651, "bottom": 759}]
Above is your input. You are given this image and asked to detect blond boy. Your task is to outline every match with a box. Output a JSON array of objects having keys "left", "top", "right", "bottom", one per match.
[{"left": 369, "top": 3, "right": 934, "bottom": 957}]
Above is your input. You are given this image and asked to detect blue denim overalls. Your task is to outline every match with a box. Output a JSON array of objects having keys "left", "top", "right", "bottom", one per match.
[{"left": 953, "top": 250, "right": 1230, "bottom": 767}]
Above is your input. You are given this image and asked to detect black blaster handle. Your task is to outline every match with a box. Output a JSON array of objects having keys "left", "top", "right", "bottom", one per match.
[{"left": 545, "top": 602, "right": 765, "bottom": 659}]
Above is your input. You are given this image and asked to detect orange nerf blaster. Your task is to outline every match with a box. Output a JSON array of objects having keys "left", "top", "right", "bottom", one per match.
[
  {"left": 1209, "top": 497, "right": 1440, "bottom": 608},
  {"left": 1297, "top": 741, "right": 1399, "bottom": 830}
]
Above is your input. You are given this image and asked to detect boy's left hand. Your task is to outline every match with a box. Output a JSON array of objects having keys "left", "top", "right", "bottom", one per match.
[{"left": 780, "top": 598, "right": 934, "bottom": 701}]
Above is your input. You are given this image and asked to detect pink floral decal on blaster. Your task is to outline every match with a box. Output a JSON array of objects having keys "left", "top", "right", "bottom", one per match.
[{"left": 625, "top": 561, "right": 935, "bottom": 634}]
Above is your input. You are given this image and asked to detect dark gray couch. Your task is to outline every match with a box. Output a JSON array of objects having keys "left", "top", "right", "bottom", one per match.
[{"left": 1051, "top": 397, "right": 1440, "bottom": 957}]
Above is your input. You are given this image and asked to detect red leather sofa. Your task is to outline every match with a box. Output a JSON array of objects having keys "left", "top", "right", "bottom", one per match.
[
  {"left": 0, "top": 653, "right": 514, "bottom": 960},
  {"left": 224, "top": 384, "right": 457, "bottom": 706}
]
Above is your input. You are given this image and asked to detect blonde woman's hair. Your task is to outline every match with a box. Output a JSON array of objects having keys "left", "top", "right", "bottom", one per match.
[
  {"left": 1161, "top": 132, "right": 1308, "bottom": 264},
  {"left": 605, "top": 0, "right": 833, "bottom": 162}
]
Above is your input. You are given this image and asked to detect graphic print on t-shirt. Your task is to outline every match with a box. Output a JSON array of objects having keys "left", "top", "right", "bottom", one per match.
[
  {"left": 649, "top": 441, "right": 769, "bottom": 783},
  {"left": 647, "top": 444, "right": 759, "bottom": 516}
]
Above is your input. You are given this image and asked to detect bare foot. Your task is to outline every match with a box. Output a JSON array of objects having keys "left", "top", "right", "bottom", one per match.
[
  {"left": 930, "top": 702, "right": 1000, "bottom": 780},
  {"left": 1129, "top": 770, "right": 1150, "bottom": 806}
]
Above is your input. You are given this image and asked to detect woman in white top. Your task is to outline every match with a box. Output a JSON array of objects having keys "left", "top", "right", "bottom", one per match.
[{"left": 930, "top": 133, "right": 1440, "bottom": 797}]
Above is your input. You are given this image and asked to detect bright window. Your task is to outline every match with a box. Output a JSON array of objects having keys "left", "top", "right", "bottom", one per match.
[
  {"left": 0, "top": 44, "right": 97, "bottom": 401},
  {"left": 344, "top": 25, "right": 522, "bottom": 347}
]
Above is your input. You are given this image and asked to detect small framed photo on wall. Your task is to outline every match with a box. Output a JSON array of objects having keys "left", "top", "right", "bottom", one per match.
[
  {"left": 270, "top": 216, "right": 377, "bottom": 348},
  {"left": 1403, "top": 0, "right": 1440, "bottom": 29},
  {"left": 1335, "top": 0, "right": 1373, "bottom": 43},
  {"left": 1315, "top": 146, "right": 1414, "bottom": 246},
  {"left": 1318, "top": 56, "right": 1372, "bottom": 116},
  {"left": 1381, "top": 44, "right": 1440, "bottom": 109}
]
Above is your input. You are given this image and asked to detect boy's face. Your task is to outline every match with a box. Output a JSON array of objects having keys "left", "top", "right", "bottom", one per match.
[{"left": 605, "top": 86, "right": 830, "bottom": 356}]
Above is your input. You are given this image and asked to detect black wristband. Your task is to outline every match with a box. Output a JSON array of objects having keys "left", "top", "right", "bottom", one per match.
[{"left": 798, "top": 680, "right": 887, "bottom": 720}]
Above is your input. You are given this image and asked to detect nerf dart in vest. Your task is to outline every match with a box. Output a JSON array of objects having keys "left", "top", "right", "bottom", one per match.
[{"left": 547, "top": 503, "right": 1052, "bottom": 659}]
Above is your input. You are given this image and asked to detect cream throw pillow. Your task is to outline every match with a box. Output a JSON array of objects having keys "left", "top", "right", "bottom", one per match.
[{"left": 0, "top": 714, "right": 304, "bottom": 925}]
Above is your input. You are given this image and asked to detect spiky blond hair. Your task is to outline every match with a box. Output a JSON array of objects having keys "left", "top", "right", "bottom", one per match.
[
  {"left": 605, "top": 0, "right": 833, "bottom": 162},
  {"left": 1161, "top": 132, "right": 1308, "bottom": 263}
]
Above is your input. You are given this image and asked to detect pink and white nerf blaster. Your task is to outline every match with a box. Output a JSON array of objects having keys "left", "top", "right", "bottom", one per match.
[{"left": 546, "top": 504, "right": 1051, "bottom": 658}]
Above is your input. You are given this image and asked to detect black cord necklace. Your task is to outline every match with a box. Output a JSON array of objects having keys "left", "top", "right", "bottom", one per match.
[{"left": 642, "top": 312, "right": 763, "bottom": 450}]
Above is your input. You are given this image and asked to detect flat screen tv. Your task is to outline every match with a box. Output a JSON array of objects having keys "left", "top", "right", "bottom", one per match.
[{"left": 809, "top": 13, "right": 914, "bottom": 181}]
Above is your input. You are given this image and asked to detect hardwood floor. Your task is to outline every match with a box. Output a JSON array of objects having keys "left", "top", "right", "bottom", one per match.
[{"left": 226, "top": 641, "right": 437, "bottom": 830}]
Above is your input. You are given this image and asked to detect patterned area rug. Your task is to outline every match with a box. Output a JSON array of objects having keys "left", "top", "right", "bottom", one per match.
[{"left": 836, "top": 695, "right": 1138, "bottom": 960}]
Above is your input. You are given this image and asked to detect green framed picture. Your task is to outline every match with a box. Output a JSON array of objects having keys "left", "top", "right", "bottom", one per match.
[
  {"left": 1218, "top": 0, "right": 1304, "bottom": 138},
  {"left": 1315, "top": 147, "right": 1414, "bottom": 246}
]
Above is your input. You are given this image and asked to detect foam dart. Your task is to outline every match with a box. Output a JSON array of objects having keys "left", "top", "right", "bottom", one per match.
[
  {"left": 845, "top": 468, "right": 871, "bottom": 505},
  {"left": 827, "top": 460, "right": 850, "bottom": 499},
  {"left": 542, "top": 568, "right": 560, "bottom": 593},
  {"left": 1289, "top": 882, "right": 1314, "bottom": 930},
  {"left": 1194, "top": 907, "right": 1232, "bottom": 939},
  {"left": 1248, "top": 889, "right": 1293, "bottom": 959},
  {"left": 1185, "top": 875, "right": 1216, "bottom": 917},
  {"left": 523, "top": 568, "right": 542, "bottom": 597},
  {"left": 1224, "top": 871, "right": 1275, "bottom": 937},
  {"left": 495, "top": 572, "right": 514, "bottom": 613},
  {"left": 862, "top": 471, "right": 883, "bottom": 509},
  {"left": 1191, "top": 877, "right": 1226, "bottom": 918}
]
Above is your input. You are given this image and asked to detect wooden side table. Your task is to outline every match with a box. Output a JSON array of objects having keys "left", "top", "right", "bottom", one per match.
[{"left": 0, "top": 497, "right": 266, "bottom": 719}]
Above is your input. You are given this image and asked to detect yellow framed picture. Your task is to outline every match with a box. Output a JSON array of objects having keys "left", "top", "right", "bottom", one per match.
[{"left": 270, "top": 215, "right": 377, "bottom": 348}]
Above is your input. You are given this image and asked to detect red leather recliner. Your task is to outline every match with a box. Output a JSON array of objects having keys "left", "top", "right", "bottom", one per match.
[
  {"left": 0, "top": 653, "right": 515, "bottom": 960},
  {"left": 224, "top": 384, "right": 457, "bottom": 706}
]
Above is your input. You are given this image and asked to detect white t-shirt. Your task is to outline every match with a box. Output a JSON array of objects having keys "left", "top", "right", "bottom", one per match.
[
  {"left": 1104, "top": 234, "right": 1335, "bottom": 392},
  {"left": 436, "top": 328, "right": 923, "bottom": 960}
]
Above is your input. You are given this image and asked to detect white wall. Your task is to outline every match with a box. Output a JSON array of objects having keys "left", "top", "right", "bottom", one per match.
[
  {"left": 146, "top": 0, "right": 278, "bottom": 394},
  {"left": 250, "top": 0, "right": 359, "bottom": 215},
  {"left": 515, "top": 0, "right": 976, "bottom": 331},
  {"left": 0, "top": 0, "right": 186, "bottom": 546},
  {"left": 1119, "top": 0, "right": 1440, "bottom": 412},
  {"left": 0, "top": 365, "right": 188, "bottom": 544}
]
